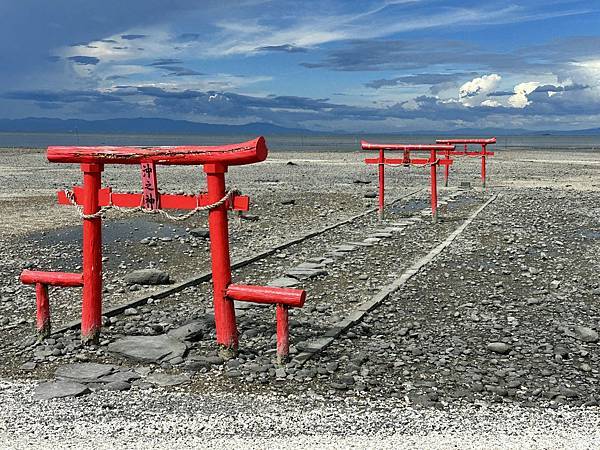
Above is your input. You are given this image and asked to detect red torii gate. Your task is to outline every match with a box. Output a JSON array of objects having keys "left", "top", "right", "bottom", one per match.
[
  {"left": 361, "top": 140, "right": 455, "bottom": 222},
  {"left": 435, "top": 137, "right": 496, "bottom": 188},
  {"left": 20, "top": 137, "right": 305, "bottom": 362}
]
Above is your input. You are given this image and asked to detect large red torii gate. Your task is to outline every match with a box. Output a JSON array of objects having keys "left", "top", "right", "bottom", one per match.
[
  {"left": 20, "top": 137, "right": 305, "bottom": 362},
  {"left": 361, "top": 140, "right": 455, "bottom": 222},
  {"left": 435, "top": 137, "right": 496, "bottom": 188}
]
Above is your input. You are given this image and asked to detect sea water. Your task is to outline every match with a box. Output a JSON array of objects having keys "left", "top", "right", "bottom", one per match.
[{"left": 0, "top": 132, "right": 599, "bottom": 152}]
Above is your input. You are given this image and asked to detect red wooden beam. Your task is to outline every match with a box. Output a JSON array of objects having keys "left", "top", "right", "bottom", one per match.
[
  {"left": 57, "top": 188, "right": 250, "bottom": 211},
  {"left": 435, "top": 137, "right": 496, "bottom": 145},
  {"left": 20, "top": 270, "right": 84, "bottom": 287},
  {"left": 361, "top": 140, "right": 455, "bottom": 151},
  {"left": 47, "top": 137, "right": 268, "bottom": 166},
  {"left": 365, "top": 157, "right": 453, "bottom": 166},
  {"left": 226, "top": 284, "right": 306, "bottom": 308}
]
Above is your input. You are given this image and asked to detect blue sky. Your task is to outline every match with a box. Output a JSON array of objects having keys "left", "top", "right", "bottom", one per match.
[{"left": 1, "top": 0, "right": 599, "bottom": 132}]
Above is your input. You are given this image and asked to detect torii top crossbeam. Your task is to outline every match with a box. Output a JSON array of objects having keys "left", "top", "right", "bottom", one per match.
[
  {"left": 47, "top": 137, "right": 267, "bottom": 166},
  {"left": 435, "top": 138, "right": 496, "bottom": 145},
  {"left": 361, "top": 142, "right": 455, "bottom": 151}
]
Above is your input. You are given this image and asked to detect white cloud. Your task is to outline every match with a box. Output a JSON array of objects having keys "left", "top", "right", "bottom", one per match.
[
  {"left": 481, "top": 99, "right": 501, "bottom": 107},
  {"left": 508, "top": 81, "right": 539, "bottom": 108},
  {"left": 459, "top": 74, "right": 501, "bottom": 106}
]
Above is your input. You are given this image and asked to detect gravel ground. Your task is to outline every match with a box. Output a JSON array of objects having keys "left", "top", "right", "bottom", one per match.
[
  {"left": 1, "top": 379, "right": 600, "bottom": 449},
  {"left": 1, "top": 144, "right": 600, "bottom": 447}
]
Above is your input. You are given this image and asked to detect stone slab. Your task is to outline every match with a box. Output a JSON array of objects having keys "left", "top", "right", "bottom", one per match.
[
  {"left": 108, "top": 335, "right": 186, "bottom": 363},
  {"left": 34, "top": 381, "right": 90, "bottom": 400},
  {"left": 55, "top": 363, "right": 116, "bottom": 383}
]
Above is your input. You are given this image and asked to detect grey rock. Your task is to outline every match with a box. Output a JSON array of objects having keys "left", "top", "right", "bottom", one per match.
[
  {"left": 487, "top": 342, "right": 511, "bottom": 354},
  {"left": 102, "top": 381, "right": 131, "bottom": 391},
  {"left": 325, "top": 362, "right": 339, "bottom": 373},
  {"left": 331, "top": 244, "right": 356, "bottom": 252},
  {"left": 169, "top": 356, "right": 184, "bottom": 365},
  {"left": 281, "top": 199, "right": 296, "bottom": 205},
  {"left": 275, "top": 368, "right": 287, "bottom": 378},
  {"left": 364, "top": 192, "right": 377, "bottom": 199},
  {"left": 99, "top": 370, "right": 141, "bottom": 384},
  {"left": 574, "top": 326, "right": 599, "bottom": 343},
  {"left": 55, "top": 363, "right": 116, "bottom": 383},
  {"left": 188, "top": 355, "right": 224, "bottom": 367},
  {"left": 108, "top": 335, "right": 186, "bottom": 363},
  {"left": 19, "top": 361, "right": 37, "bottom": 371},
  {"left": 285, "top": 267, "right": 328, "bottom": 281},
  {"left": 167, "top": 321, "right": 205, "bottom": 342},
  {"left": 124, "top": 269, "right": 170, "bottom": 285},
  {"left": 559, "top": 386, "right": 579, "bottom": 398},
  {"left": 147, "top": 373, "right": 190, "bottom": 387},
  {"left": 189, "top": 228, "right": 210, "bottom": 239},
  {"left": 34, "top": 381, "right": 90, "bottom": 400},
  {"left": 269, "top": 277, "right": 300, "bottom": 288}
]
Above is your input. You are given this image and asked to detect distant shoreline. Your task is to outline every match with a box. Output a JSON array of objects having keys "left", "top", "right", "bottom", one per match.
[{"left": 0, "top": 132, "right": 599, "bottom": 152}]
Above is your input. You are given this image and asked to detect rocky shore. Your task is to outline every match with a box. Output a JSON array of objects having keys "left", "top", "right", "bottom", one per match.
[{"left": 1, "top": 145, "right": 599, "bottom": 447}]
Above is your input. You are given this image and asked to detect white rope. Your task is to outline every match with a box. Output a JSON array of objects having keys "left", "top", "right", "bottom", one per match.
[
  {"left": 65, "top": 188, "right": 239, "bottom": 221},
  {"left": 410, "top": 158, "right": 440, "bottom": 168},
  {"left": 382, "top": 158, "right": 440, "bottom": 168}
]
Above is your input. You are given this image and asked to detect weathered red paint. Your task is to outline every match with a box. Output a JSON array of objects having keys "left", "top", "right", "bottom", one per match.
[
  {"left": 430, "top": 148, "right": 438, "bottom": 223},
  {"left": 443, "top": 149, "right": 450, "bottom": 187},
  {"left": 20, "top": 270, "right": 84, "bottom": 286},
  {"left": 205, "top": 163, "right": 238, "bottom": 356},
  {"left": 378, "top": 149, "right": 385, "bottom": 218},
  {"left": 141, "top": 162, "right": 159, "bottom": 210},
  {"left": 226, "top": 284, "right": 306, "bottom": 308},
  {"left": 361, "top": 140, "right": 454, "bottom": 221},
  {"left": 35, "top": 283, "right": 50, "bottom": 339},
  {"left": 435, "top": 137, "right": 496, "bottom": 187},
  {"left": 225, "top": 283, "right": 305, "bottom": 362},
  {"left": 57, "top": 188, "right": 250, "bottom": 211},
  {"left": 47, "top": 137, "right": 268, "bottom": 166},
  {"left": 81, "top": 163, "right": 103, "bottom": 344},
  {"left": 276, "top": 304, "right": 290, "bottom": 364}
]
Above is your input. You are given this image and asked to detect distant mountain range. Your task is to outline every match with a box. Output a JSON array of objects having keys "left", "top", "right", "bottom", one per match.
[
  {"left": 389, "top": 127, "right": 600, "bottom": 137},
  {"left": 0, "top": 117, "right": 599, "bottom": 136},
  {"left": 0, "top": 117, "right": 316, "bottom": 135}
]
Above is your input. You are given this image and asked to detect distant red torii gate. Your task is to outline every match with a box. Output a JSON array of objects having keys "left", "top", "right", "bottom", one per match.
[
  {"left": 361, "top": 140, "right": 455, "bottom": 222},
  {"left": 20, "top": 137, "right": 306, "bottom": 362},
  {"left": 435, "top": 137, "right": 496, "bottom": 188}
]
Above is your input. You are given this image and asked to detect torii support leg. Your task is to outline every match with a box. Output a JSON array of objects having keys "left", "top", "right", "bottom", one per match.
[
  {"left": 276, "top": 304, "right": 289, "bottom": 365},
  {"left": 430, "top": 149, "right": 438, "bottom": 223},
  {"left": 481, "top": 144, "right": 487, "bottom": 189},
  {"left": 444, "top": 149, "right": 450, "bottom": 187},
  {"left": 205, "top": 163, "right": 238, "bottom": 357},
  {"left": 81, "top": 163, "right": 103, "bottom": 344},
  {"left": 35, "top": 283, "right": 50, "bottom": 339},
  {"left": 378, "top": 149, "right": 385, "bottom": 220}
]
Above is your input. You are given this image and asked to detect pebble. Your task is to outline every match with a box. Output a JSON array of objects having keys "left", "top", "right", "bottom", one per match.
[
  {"left": 573, "top": 326, "right": 599, "bottom": 343},
  {"left": 487, "top": 342, "right": 511, "bottom": 355}
]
